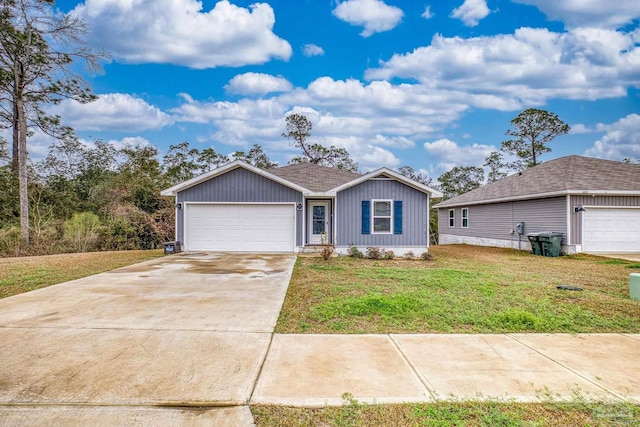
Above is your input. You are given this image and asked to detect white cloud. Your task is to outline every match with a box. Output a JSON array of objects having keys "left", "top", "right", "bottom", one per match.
[
  {"left": 333, "top": 0, "right": 404, "bottom": 37},
  {"left": 170, "top": 76, "right": 476, "bottom": 168},
  {"left": 50, "top": 93, "right": 172, "bottom": 132},
  {"left": 451, "top": 0, "right": 490, "bottom": 27},
  {"left": 513, "top": 0, "right": 640, "bottom": 29},
  {"left": 72, "top": 0, "right": 292, "bottom": 69},
  {"left": 371, "top": 134, "right": 415, "bottom": 148},
  {"left": 106, "top": 136, "right": 153, "bottom": 152},
  {"left": 359, "top": 146, "right": 400, "bottom": 169},
  {"left": 366, "top": 27, "right": 640, "bottom": 108},
  {"left": 569, "top": 123, "right": 593, "bottom": 134},
  {"left": 302, "top": 44, "right": 325, "bottom": 57},
  {"left": 423, "top": 138, "right": 495, "bottom": 174},
  {"left": 225, "top": 73, "right": 293, "bottom": 95},
  {"left": 421, "top": 5, "right": 434, "bottom": 19},
  {"left": 584, "top": 114, "right": 640, "bottom": 161}
]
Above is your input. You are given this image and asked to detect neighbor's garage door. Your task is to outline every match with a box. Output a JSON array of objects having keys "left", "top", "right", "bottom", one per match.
[
  {"left": 184, "top": 204, "right": 295, "bottom": 252},
  {"left": 582, "top": 207, "right": 640, "bottom": 252}
]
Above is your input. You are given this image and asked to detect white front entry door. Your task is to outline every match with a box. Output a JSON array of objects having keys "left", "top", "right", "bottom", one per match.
[{"left": 309, "top": 201, "right": 330, "bottom": 244}]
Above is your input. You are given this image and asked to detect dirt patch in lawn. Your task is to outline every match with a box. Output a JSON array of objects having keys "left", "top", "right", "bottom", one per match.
[
  {"left": 0, "top": 250, "right": 163, "bottom": 299},
  {"left": 276, "top": 245, "right": 640, "bottom": 334}
]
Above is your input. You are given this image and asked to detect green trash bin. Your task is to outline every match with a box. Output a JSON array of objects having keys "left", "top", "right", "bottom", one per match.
[
  {"left": 527, "top": 233, "right": 542, "bottom": 255},
  {"left": 538, "top": 232, "right": 563, "bottom": 257}
]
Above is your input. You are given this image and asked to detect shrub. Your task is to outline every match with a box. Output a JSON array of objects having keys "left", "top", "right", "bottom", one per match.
[
  {"left": 383, "top": 249, "right": 395, "bottom": 260},
  {"left": 63, "top": 212, "right": 102, "bottom": 253},
  {"left": 420, "top": 251, "right": 434, "bottom": 261},
  {"left": 0, "top": 226, "right": 21, "bottom": 257},
  {"left": 366, "top": 246, "right": 382, "bottom": 259},
  {"left": 347, "top": 244, "right": 363, "bottom": 258},
  {"left": 403, "top": 250, "right": 415, "bottom": 260},
  {"left": 102, "top": 205, "right": 163, "bottom": 250}
]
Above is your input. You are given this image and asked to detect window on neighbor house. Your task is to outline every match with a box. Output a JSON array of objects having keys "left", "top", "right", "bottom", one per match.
[
  {"left": 449, "top": 209, "right": 455, "bottom": 227},
  {"left": 462, "top": 208, "right": 469, "bottom": 228}
]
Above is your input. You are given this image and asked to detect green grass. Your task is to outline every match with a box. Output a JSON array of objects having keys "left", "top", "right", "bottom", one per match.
[
  {"left": 252, "top": 392, "right": 640, "bottom": 426},
  {"left": 0, "top": 250, "right": 164, "bottom": 298},
  {"left": 276, "top": 245, "right": 640, "bottom": 334}
]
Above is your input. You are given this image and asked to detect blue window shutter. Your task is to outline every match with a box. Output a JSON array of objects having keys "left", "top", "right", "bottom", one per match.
[
  {"left": 361, "top": 200, "right": 371, "bottom": 234},
  {"left": 393, "top": 200, "right": 403, "bottom": 235}
]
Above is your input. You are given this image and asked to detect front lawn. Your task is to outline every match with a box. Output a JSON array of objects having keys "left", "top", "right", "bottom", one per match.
[
  {"left": 0, "top": 250, "right": 164, "bottom": 299},
  {"left": 276, "top": 245, "right": 640, "bottom": 334}
]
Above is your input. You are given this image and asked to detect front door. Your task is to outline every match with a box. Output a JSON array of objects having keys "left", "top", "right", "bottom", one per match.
[{"left": 309, "top": 201, "right": 330, "bottom": 244}]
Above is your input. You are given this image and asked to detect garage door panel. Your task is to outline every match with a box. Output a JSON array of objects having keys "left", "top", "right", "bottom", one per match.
[
  {"left": 583, "top": 208, "right": 640, "bottom": 252},
  {"left": 185, "top": 204, "right": 295, "bottom": 252}
]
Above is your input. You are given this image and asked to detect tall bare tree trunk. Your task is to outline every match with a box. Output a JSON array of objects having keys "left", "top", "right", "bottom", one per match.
[
  {"left": 14, "top": 78, "right": 28, "bottom": 247},
  {"left": 12, "top": 101, "right": 19, "bottom": 174}
]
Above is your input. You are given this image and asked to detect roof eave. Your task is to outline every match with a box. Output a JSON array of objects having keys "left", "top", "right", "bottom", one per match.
[
  {"left": 435, "top": 189, "right": 640, "bottom": 208},
  {"left": 329, "top": 167, "right": 444, "bottom": 197},
  {"left": 160, "top": 160, "right": 311, "bottom": 196}
]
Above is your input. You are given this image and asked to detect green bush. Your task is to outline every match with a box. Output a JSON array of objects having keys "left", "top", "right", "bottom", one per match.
[
  {"left": 347, "top": 245, "right": 363, "bottom": 258},
  {"left": 63, "top": 212, "right": 102, "bottom": 253},
  {"left": 102, "top": 205, "right": 163, "bottom": 250}
]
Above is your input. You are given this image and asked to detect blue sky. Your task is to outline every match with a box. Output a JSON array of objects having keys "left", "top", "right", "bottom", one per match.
[{"left": 37, "top": 0, "right": 640, "bottom": 178}]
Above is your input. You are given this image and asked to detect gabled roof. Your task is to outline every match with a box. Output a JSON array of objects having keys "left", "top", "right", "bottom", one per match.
[
  {"left": 160, "top": 159, "right": 444, "bottom": 198},
  {"left": 160, "top": 160, "right": 310, "bottom": 196},
  {"left": 436, "top": 155, "right": 640, "bottom": 208},
  {"left": 331, "top": 167, "right": 444, "bottom": 197},
  {"left": 269, "top": 162, "right": 361, "bottom": 192}
]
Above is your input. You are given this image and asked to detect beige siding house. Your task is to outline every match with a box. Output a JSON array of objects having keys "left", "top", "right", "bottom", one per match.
[{"left": 436, "top": 156, "right": 640, "bottom": 254}]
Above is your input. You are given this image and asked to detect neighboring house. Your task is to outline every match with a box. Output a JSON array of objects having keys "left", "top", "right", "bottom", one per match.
[
  {"left": 436, "top": 156, "right": 640, "bottom": 254},
  {"left": 160, "top": 160, "right": 443, "bottom": 254}
]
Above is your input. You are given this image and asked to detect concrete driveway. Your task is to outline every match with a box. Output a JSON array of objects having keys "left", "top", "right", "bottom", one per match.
[
  {"left": 586, "top": 252, "right": 640, "bottom": 262},
  {"left": 0, "top": 252, "right": 296, "bottom": 426}
]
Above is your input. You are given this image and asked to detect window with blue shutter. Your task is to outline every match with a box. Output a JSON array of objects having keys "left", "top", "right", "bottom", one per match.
[
  {"left": 361, "top": 200, "right": 371, "bottom": 234},
  {"left": 393, "top": 200, "right": 403, "bottom": 235}
]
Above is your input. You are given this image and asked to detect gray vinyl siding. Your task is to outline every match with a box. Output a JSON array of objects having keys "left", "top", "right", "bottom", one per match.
[
  {"left": 438, "top": 196, "right": 568, "bottom": 244},
  {"left": 176, "top": 167, "right": 303, "bottom": 246},
  {"left": 569, "top": 195, "right": 640, "bottom": 245},
  {"left": 336, "top": 179, "right": 429, "bottom": 247}
]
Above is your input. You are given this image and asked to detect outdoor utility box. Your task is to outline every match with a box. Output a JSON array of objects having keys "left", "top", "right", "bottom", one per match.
[
  {"left": 163, "top": 241, "right": 182, "bottom": 255},
  {"left": 527, "top": 233, "right": 542, "bottom": 255},
  {"left": 516, "top": 222, "right": 525, "bottom": 235},
  {"left": 538, "top": 232, "right": 563, "bottom": 257},
  {"left": 631, "top": 273, "right": 640, "bottom": 301}
]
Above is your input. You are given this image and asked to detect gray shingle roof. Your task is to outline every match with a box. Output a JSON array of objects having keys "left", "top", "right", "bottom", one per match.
[
  {"left": 270, "top": 162, "right": 361, "bottom": 192},
  {"left": 437, "top": 156, "right": 640, "bottom": 208}
]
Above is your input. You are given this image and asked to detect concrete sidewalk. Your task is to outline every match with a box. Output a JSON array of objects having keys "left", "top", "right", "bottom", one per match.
[{"left": 252, "top": 333, "right": 640, "bottom": 406}]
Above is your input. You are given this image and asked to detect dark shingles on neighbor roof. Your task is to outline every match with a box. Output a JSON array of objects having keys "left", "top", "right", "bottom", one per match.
[
  {"left": 437, "top": 156, "right": 640, "bottom": 208},
  {"left": 270, "top": 162, "right": 361, "bottom": 192}
]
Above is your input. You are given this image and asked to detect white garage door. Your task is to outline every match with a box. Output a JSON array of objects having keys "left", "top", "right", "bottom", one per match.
[
  {"left": 583, "top": 208, "right": 640, "bottom": 252},
  {"left": 184, "top": 204, "right": 295, "bottom": 252}
]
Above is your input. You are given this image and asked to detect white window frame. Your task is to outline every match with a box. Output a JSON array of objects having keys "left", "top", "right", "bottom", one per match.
[
  {"left": 461, "top": 208, "right": 469, "bottom": 228},
  {"left": 371, "top": 199, "right": 393, "bottom": 234},
  {"left": 448, "top": 209, "right": 455, "bottom": 228}
]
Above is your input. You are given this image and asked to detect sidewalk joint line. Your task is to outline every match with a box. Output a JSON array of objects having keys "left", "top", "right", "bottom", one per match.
[
  {"left": 504, "top": 334, "right": 626, "bottom": 401},
  {"left": 388, "top": 334, "right": 438, "bottom": 401}
]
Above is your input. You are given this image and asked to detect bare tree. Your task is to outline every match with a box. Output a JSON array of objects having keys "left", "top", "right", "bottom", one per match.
[{"left": 282, "top": 113, "right": 358, "bottom": 172}]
